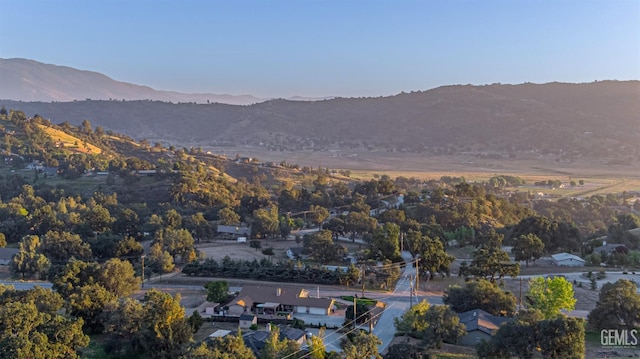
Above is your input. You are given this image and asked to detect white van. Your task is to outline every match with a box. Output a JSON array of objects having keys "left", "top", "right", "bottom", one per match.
[{"left": 237, "top": 237, "right": 247, "bottom": 243}]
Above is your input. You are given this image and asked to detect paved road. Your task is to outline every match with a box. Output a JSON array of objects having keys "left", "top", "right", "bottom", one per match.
[{"left": 372, "top": 251, "right": 416, "bottom": 353}]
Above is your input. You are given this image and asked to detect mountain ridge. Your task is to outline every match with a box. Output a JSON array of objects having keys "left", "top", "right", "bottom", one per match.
[
  {"left": 0, "top": 58, "right": 266, "bottom": 105},
  {"left": 1, "top": 59, "right": 638, "bottom": 165}
]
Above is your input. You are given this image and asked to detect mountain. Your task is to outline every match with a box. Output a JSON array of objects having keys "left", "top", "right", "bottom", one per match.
[
  {"left": 1, "top": 59, "right": 638, "bottom": 164},
  {"left": 0, "top": 58, "right": 264, "bottom": 105}
]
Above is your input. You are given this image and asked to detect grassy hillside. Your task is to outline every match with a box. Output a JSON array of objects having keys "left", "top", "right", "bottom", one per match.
[{"left": 37, "top": 124, "right": 102, "bottom": 154}]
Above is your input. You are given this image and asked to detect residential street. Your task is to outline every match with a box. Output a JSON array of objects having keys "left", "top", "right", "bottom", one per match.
[{"left": 372, "top": 250, "right": 416, "bottom": 352}]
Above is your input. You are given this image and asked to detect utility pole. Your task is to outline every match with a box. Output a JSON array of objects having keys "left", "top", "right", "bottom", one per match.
[
  {"left": 361, "top": 264, "right": 365, "bottom": 298},
  {"left": 409, "top": 275, "right": 414, "bottom": 309},
  {"left": 141, "top": 254, "right": 146, "bottom": 288},
  {"left": 353, "top": 296, "right": 357, "bottom": 328},
  {"left": 415, "top": 258, "right": 419, "bottom": 291},
  {"left": 519, "top": 278, "right": 523, "bottom": 311}
]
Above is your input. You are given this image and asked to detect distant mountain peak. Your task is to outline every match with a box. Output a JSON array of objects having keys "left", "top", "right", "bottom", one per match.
[{"left": 0, "top": 58, "right": 265, "bottom": 105}]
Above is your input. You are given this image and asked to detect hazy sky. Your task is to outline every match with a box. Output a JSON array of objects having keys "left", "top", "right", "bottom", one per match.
[{"left": 1, "top": 0, "right": 639, "bottom": 98}]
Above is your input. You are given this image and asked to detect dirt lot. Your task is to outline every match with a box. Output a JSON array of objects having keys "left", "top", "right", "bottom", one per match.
[{"left": 195, "top": 239, "right": 292, "bottom": 262}]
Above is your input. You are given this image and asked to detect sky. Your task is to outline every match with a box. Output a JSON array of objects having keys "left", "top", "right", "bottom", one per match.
[{"left": 1, "top": 0, "right": 639, "bottom": 98}]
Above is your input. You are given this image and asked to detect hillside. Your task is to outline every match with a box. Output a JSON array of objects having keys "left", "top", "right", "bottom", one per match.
[{"left": 2, "top": 81, "right": 638, "bottom": 166}]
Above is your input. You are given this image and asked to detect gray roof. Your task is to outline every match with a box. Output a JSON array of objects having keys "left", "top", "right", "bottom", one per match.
[
  {"left": 231, "top": 285, "right": 334, "bottom": 310},
  {"left": 239, "top": 314, "right": 256, "bottom": 321},
  {"left": 551, "top": 252, "right": 585, "bottom": 262},
  {"left": 0, "top": 248, "right": 19, "bottom": 260},
  {"left": 594, "top": 243, "right": 627, "bottom": 254},
  {"left": 457, "top": 309, "right": 510, "bottom": 335},
  {"left": 217, "top": 225, "right": 251, "bottom": 236}
]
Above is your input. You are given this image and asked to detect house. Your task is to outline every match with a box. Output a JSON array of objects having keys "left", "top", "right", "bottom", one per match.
[
  {"left": 593, "top": 242, "right": 628, "bottom": 255},
  {"left": 551, "top": 252, "right": 585, "bottom": 267},
  {"left": 239, "top": 313, "right": 257, "bottom": 329},
  {"left": 242, "top": 326, "right": 308, "bottom": 356},
  {"left": 228, "top": 285, "right": 334, "bottom": 317},
  {"left": 457, "top": 309, "right": 510, "bottom": 346},
  {"left": 217, "top": 224, "right": 251, "bottom": 239},
  {"left": 0, "top": 248, "right": 19, "bottom": 265}
]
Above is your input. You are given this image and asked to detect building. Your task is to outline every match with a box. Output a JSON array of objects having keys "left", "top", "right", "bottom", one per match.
[
  {"left": 217, "top": 224, "right": 251, "bottom": 239},
  {"left": 243, "top": 325, "right": 308, "bottom": 356},
  {"left": 0, "top": 248, "right": 19, "bottom": 265},
  {"left": 457, "top": 309, "right": 510, "bottom": 346},
  {"left": 239, "top": 314, "right": 257, "bottom": 329},
  {"left": 551, "top": 252, "right": 585, "bottom": 267},
  {"left": 228, "top": 285, "right": 334, "bottom": 317},
  {"left": 593, "top": 242, "right": 628, "bottom": 255}
]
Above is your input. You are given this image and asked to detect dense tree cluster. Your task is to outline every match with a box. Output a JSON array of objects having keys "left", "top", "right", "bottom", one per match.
[{"left": 478, "top": 310, "right": 585, "bottom": 359}]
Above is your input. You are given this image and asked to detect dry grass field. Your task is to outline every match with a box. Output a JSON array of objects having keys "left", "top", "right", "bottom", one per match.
[
  {"left": 207, "top": 146, "right": 640, "bottom": 195},
  {"left": 38, "top": 124, "right": 102, "bottom": 154}
]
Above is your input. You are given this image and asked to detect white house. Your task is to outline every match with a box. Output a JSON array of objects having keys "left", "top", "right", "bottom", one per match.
[{"left": 551, "top": 252, "right": 585, "bottom": 267}]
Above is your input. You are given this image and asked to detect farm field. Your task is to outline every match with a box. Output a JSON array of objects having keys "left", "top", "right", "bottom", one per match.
[{"left": 206, "top": 146, "right": 640, "bottom": 196}]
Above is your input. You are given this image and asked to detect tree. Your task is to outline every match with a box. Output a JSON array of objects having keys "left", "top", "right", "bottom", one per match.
[
  {"left": 459, "top": 230, "right": 519, "bottom": 282},
  {"left": 444, "top": 279, "right": 517, "bottom": 316},
  {"left": 0, "top": 233, "right": 5, "bottom": 247},
  {"left": 185, "top": 212, "right": 213, "bottom": 242},
  {"left": 406, "top": 230, "right": 454, "bottom": 279},
  {"left": 324, "top": 217, "right": 346, "bottom": 240},
  {"left": 142, "top": 289, "right": 193, "bottom": 358},
  {"left": 159, "top": 228, "right": 195, "bottom": 261},
  {"left": 526, "top": 276, "right": 576, "bottom": 319},
  {"left": 42, "top": 230, "right": 92, "bottom": 262},
  {"left": 303, "top": 230, "right": 347, "bottom": 264},
  {"left": 182, "top": 334, "right": 256, "bottom": 359},
  {"left": 218, "top": 207, "right": 241, "bottom": 225},
  {"left": 259, "top": 325, "right": 301, "bottom": 359},
  {"left": 421, "top": 305, "right": 467, "bottom": 349},
  {"left": 306, "top": 328, "right": 327, "bottom": 359},
  {"left": 368, "top": 223, "right": 402, "bottom": 262},
  {"left": 511, "top": 233, "right": 544, "bottom": 267},
  {"left": 10, "top": 235, "right": 50, "bottom": 279},
  {"left": 81, "top": 119, "right": 92, "bottom": 134},
  {"left": 99, "top": 258, "right": 141, "bottom": 297},
  {"left": 345, "top": 211, "right": 377, "bottom": 242},
  {"left": 188, "top": 310, "right": 204, "bottom": 333},
  {"left": 81, "top": 204, "right": 115, "bottom": 233},
  {"left": 204, "top": 280, "right": 229, "bottom": 303},
  {"left": 537, "top": 316, "right": 585, "bottom": 359},
  {"left": 115, "top": 236, "right": 144, "bottom": 259},
  {"left": 394, "top": 300, "right": 431, "bottom": 336},
  {"left": 341, "top": 330, "right": 382, "bottom": 359},
  {"left": 67, "top": 282, "right": 116, "bottom": 333},
  {"left": 102, "top": 297, "right": 146, "bottom": 356},
  {"left": 479, "top": 309, "right": 585, "bottom": 359},
  {"left": 252, "top": 206, "right": 279, "bottom": 238},
  {"left": 309, "top": 205, "right": 330, "bottom": 229},
  {"left": 588, "top": 279, "right": 640, "bottom": 331},
  {"left": 148, "top": 242, "right": 175, "bottom": 273},
  {"left": 383, "top": 343, "right": 421, "bottom": 359},
  {"left": 0, "top": 294, "right": 89, "bottom": 358}
]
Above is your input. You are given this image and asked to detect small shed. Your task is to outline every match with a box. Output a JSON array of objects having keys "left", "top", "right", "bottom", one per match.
[
  {"left": 551, "top": 252, "right": 585, "bottom": 267},
  {"left": 239, "top": 313, "right": 257, "bottom": 329}
]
